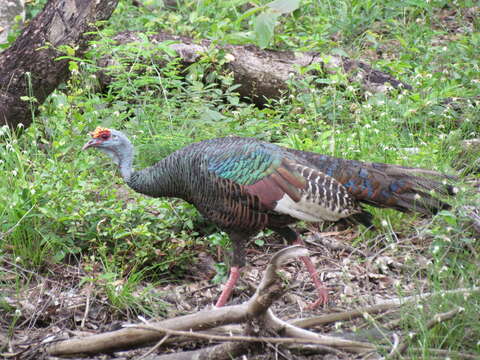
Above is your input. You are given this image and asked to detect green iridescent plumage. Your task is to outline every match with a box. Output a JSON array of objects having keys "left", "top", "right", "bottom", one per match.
[{"left": 207, "top": 143, "right": 284, "bottom": 185}]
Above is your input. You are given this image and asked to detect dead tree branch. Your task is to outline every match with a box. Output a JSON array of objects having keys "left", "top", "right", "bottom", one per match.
[
  {"left": 291, "top": 287, "right": 480, "bottom": 329},
  {"left": 291, "top": 302, "right": 397, "bottom": 328},
  {"left": 44, "top": 246, "right": 375, "bottom": 358}
]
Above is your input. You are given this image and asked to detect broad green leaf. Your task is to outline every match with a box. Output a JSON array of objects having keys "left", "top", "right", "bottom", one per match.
[
  {"left": 254, "top": 11, "right": 279, "bottom": 49},
  {"left": 267, "top": 0, "right": 300, "bottom": 14}
]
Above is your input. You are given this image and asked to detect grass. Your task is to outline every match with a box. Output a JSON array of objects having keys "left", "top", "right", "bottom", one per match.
[{"left": 1, "top": 0, "right": 479, "bottom": 357}]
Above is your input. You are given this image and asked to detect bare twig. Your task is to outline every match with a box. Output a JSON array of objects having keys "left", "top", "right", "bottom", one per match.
[
  {"left": 389, "top": 333, "right": 400, "bottom": 356},
  {"left": 128, "top": 323, "right": 362, "bottom": 348},
  {"left": 80, "top": 284, "right": 92, "bottom": 329},
  {"left": 374, "top": 287, "right": 480, "bottom": 306},
  {"left": 138, "top": 334, "right": 170, "bottom": 360},
  {"left": 291, "top": 303, "right": 397, "bottom": 328},
  {"left": 265, "top": 310, "right": 375, "bottom": 354}
]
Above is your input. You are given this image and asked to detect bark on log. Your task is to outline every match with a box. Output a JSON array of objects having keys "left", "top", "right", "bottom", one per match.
[
  {"left": 0, "top": 0, "right": 119, "bottom": 128},
  {"left": 98, "top": 31, "right": 412, "bottom": 106}
]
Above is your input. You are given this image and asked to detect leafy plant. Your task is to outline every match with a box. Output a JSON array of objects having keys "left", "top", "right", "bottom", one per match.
[{"left": 225, "top": 0, "right": 300, "bottom": 48}]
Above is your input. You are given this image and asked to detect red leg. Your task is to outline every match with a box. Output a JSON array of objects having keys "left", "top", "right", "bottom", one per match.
[
  {"left": 215, "top": 266, "right": 241, "bottom": 307},
  {"left": 294, "top": 239, "right": 329, "bottom": 309}
]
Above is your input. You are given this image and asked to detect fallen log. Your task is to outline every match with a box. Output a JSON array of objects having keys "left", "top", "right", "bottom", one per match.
[{"left": 97, "top": 31, "right": 412, "bottom": 107}]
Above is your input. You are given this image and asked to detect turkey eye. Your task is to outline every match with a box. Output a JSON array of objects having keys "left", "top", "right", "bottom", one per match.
[{"left": 101, "top": 134, "right": 109, "bottom": 139}]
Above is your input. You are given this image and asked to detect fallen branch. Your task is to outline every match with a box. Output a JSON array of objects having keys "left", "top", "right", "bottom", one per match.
[
  {"left": 291, "top": 302, "right": 397, "bottom": 328},
  {"left": 129, "top": 323, "right": 360, "bottom": 348},
  {"left": 264, "top": 310, "right": 375, "bottom": 354},
  {"left": 44, "top": 292, "right": 248, "bottom": 355},
  {"left": 375, "top": 287, "right": 480, "bottom": 306},
  {"left": 44, "top": 246, "right": 376, "bottom": 358},
  {"left": 291, "top": 287, "right": 480, "bottom": 329}
]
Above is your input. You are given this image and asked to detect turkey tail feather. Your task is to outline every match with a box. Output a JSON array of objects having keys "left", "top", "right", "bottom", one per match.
[{"left": 287, "top": 149, "right": 456, "bottom": 216}]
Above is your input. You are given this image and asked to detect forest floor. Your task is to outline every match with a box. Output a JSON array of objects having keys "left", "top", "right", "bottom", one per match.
[{"left": 2, "top": 215, "right": 473, "bottom": 359}]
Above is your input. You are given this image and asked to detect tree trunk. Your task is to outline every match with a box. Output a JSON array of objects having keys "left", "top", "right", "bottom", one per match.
[
  {"left": 0, "top": 0, "right": 119, "bottom": 128},
  {"left": 98, "top": 32, "right": 412, "bottom": 107}
]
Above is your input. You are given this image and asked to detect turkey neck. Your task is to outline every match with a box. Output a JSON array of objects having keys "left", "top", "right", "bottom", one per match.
[
  {"left": 123, "top": 151, "right": 182, "bottom": 199},
  {"left": 117, "top": 140, "right": 134, "bottom": 181}
]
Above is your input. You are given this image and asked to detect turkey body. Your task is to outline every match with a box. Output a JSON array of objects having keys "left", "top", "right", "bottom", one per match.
[
  {"left": 84, "top": 130, "right": 455, "bottom": 307},
  {"left": 127, "top": 137, "right": 366, "bottom": 266},
  {"left": 128, "top": 136, "right": 452, "bottom": 233}
]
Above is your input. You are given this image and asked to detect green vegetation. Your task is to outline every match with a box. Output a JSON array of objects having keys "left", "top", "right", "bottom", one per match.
[{"left": 1, "top": 0, "right": 479, "bottom": 357}]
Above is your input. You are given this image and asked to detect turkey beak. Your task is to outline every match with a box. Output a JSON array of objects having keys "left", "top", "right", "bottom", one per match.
[{"left": 82, "top": 138, "right": 102, "bottom": 150}]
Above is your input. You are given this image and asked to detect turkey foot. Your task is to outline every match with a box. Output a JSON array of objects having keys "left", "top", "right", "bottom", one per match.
[
  {"left": 294, "top": 239, "right": 329, "bottom": 309},
  {"left": 215, "top": 266, "right": 241, "bottom": 307}
]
